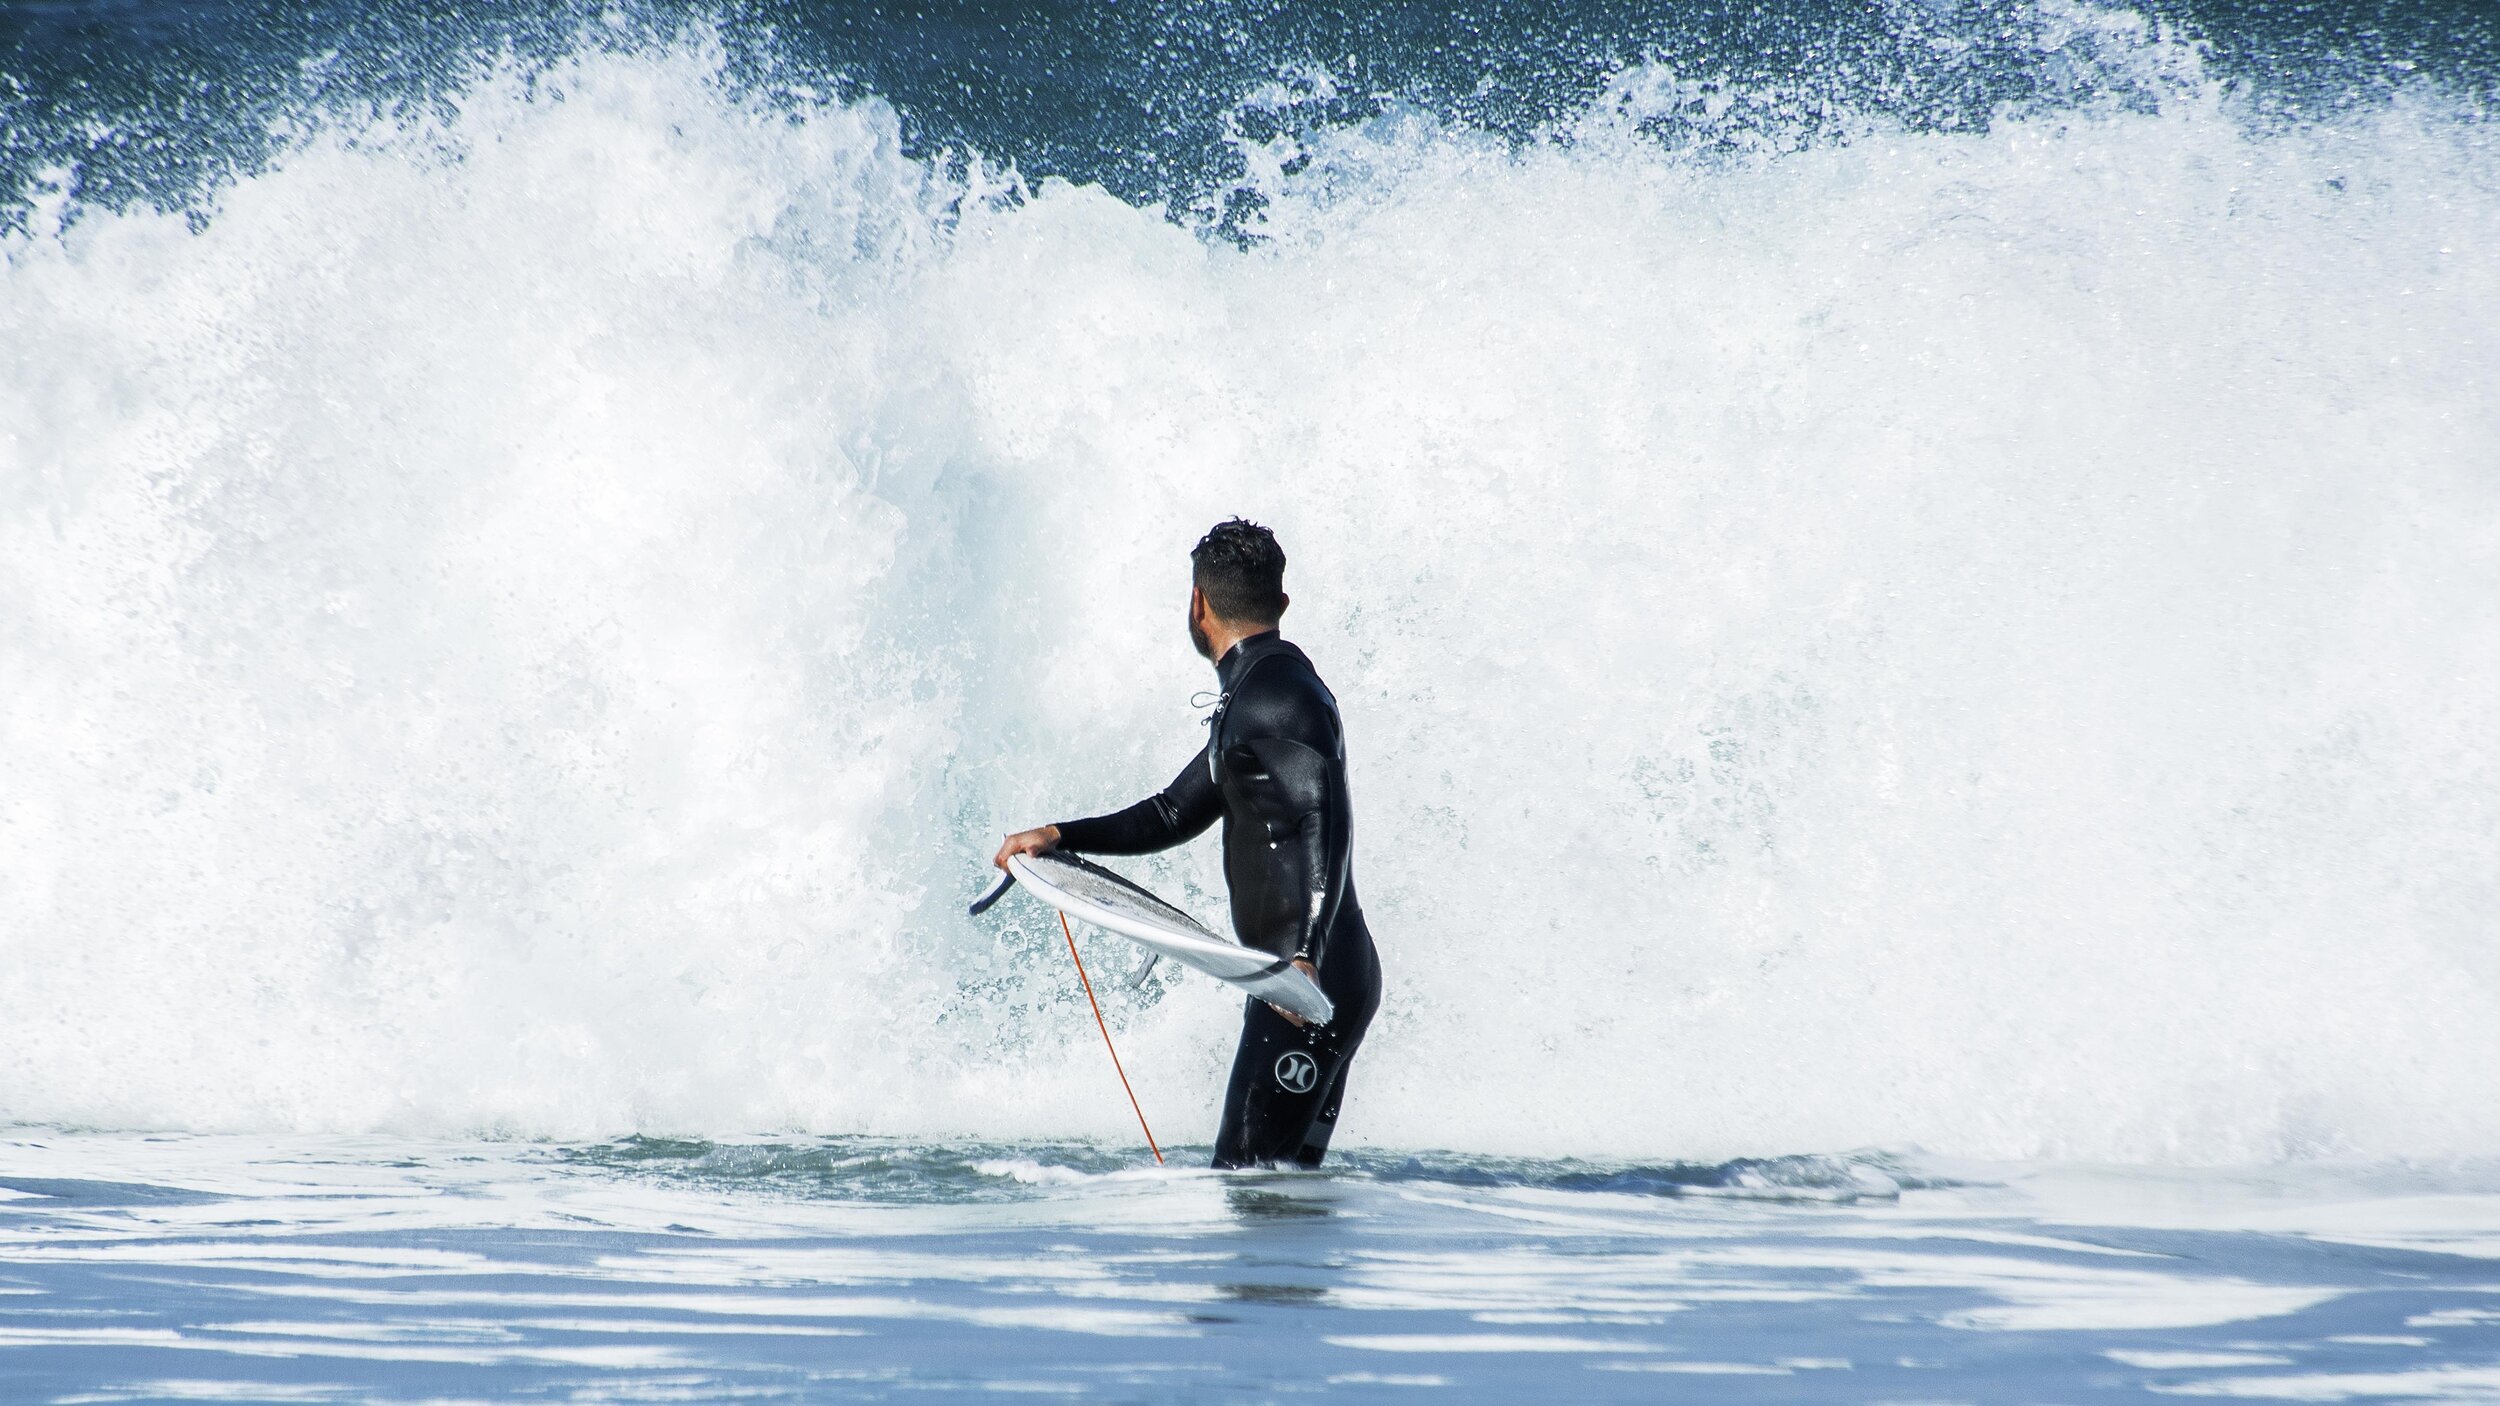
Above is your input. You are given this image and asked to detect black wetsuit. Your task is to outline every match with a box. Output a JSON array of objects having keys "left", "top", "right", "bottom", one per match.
[{"left": 1054, "top": 631, "right": 1382, "bottom": 1169}]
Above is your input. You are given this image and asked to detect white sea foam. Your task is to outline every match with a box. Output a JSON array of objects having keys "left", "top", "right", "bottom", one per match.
[{"left": 2, "top": 11, "right": 2495, "bottom": 1160}]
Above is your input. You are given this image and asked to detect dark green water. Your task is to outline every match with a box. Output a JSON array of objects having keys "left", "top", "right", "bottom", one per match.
[
  {"left": 555, "top": 1133, "right": 1924, "bottom": 1204},
  {"left": 6, "top": 0, "right": 2495, "bottom": 232}
]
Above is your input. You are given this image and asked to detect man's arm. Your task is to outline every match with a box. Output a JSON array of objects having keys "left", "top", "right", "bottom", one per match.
[
  {"left": 992, "top": 746, "right": 1222, "bottom": 868},
  {"left": 1227, "top": 736, "right": 1346, "bottom": 969}
]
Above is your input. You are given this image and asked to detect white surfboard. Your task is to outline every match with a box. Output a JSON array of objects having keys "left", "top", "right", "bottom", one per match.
[{"left": 978, "top": 851, "right": 1334, "bottom": 1026}]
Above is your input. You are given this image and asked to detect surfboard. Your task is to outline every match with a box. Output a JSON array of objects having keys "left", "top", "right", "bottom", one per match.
[{"left": 973, "top": 852, "right": 1335, "bottom": 1026}]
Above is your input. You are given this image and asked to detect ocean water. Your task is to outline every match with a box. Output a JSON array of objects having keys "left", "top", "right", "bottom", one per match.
[
  {"left": 3, "top": 0, "right": 2498, "bottom": 1398},
  {"left": 5, "top": 1134, "right": 2500, "bottom": 1402}
]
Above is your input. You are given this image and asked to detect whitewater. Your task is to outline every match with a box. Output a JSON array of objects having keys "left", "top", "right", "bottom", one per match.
[
  {"left": 6, "top": 7, "right": 2495, "bottom": 1160},
  {"left": 2, "top": 0, "right": 2497, "bottom": 1398}
]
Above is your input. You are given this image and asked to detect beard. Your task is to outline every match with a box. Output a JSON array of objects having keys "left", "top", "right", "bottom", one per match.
[{"left": 1188, "top": 607, "right": 1214, "bottom": 661}]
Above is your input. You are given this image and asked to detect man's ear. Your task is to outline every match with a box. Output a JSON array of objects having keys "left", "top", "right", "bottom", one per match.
[{"left": 1277, "top": 592, "right": 1290, "bottom": 618}]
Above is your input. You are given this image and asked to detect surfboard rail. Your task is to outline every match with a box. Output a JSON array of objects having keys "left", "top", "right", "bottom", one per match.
[{"left": 994, "top": 852, "right": 1335, "bottom": 1026}]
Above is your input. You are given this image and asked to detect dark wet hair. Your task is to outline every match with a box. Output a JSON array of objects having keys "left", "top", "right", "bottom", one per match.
[{"left": 1191, "top": 518, "right": 1287, "bottom": 624}]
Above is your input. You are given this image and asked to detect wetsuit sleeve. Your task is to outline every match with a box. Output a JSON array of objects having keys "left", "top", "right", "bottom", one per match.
[
  {"left": 1227, "top": 736, "right": 1347, "bottom": 968},
  {"left": 1052, "top": 746, "right": 1222, "bottom": 855}
]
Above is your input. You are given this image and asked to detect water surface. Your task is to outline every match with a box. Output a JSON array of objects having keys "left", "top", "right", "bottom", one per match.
[{"left": 5, "top": 1134, "right": 2499, "bottom": 1401}]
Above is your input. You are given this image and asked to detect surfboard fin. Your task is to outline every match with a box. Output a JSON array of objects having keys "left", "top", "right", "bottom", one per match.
[{"left": 968, "top": 871, "right": 1016, "bottom": 917}]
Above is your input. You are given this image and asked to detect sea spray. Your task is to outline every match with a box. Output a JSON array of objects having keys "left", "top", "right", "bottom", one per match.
[{"left": 2, "top": 10, "right": 2495, "bottom": 1159}]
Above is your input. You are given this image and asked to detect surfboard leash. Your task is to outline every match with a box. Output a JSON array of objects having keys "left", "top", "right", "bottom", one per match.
[{"left": 1058, "top": 910, "right": 1164, "bottom": 1166}]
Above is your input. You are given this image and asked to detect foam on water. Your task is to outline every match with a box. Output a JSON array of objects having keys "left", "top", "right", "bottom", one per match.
[{"left": 2, "top": 7, "right": 2495, "bottom": 1160}]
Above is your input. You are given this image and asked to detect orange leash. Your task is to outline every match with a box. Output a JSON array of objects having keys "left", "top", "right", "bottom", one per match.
[{"left": 1060, "top": 910, "right": 1163, "bottom": 1166}]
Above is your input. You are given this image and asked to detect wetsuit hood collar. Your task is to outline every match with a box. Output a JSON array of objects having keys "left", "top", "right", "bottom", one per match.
[{"left": 1214, "top": 630, "right": 1290, "bottom": 690}]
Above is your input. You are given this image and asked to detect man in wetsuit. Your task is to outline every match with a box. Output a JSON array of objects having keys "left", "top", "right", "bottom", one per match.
[{"left": 993, "top": 519, "right": 1383, "bottom": 1170}]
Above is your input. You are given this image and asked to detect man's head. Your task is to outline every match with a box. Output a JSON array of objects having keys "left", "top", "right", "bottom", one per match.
[{"left": 1188, "top": 518, "right": 1288, "bottom": 660}]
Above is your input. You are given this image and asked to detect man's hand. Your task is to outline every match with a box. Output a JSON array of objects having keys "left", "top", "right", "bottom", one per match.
[
  {"left": 993, "top": 825, "right": 1062, "bottom": 871},
  {"left": 1266, "top": 958, "right": 1320, "bottom": 1027}
]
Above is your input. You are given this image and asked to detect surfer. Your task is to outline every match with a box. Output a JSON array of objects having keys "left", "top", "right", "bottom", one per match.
[{"left": 994, "top": 519, "right": 1383, "bottom": 1170}]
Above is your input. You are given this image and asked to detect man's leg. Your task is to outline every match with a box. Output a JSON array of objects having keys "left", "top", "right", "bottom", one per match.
[
  {"left": 1290, "top": 1056, "right": 1353, "bottom": 1168},
  {"left": 1211, "top": 1000, "right": 1359, "bottom": 1170}
]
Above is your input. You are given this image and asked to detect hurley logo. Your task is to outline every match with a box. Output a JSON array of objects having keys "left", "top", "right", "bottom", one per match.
[{"left": 1273, "top": 1050, "right": 1319, "bottom": 1094}]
